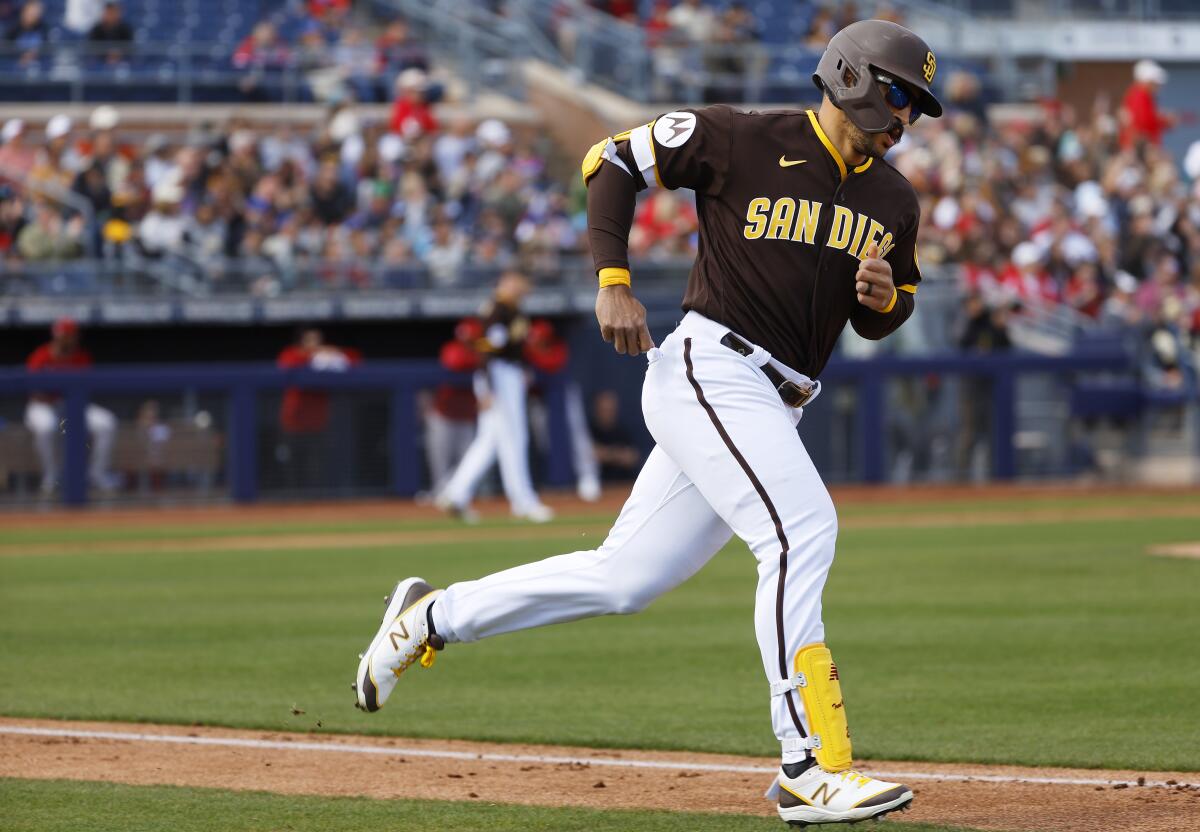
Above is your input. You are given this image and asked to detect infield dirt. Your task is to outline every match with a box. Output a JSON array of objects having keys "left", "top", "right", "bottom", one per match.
[
  {"left": 3, "top": 718, "right": 1198, "bottom": 832},
  {"left": 4, "top": 483, "right": 1199, "bottom": 532}
]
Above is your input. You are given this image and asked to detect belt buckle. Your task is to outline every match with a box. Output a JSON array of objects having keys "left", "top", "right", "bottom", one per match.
[{"left": 778, "top": 379, "right": 815, "bottom": 408}]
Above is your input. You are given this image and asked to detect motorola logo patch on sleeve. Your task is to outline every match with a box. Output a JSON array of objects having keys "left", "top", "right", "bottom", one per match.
[{"left": 653, "top": 112, "right": 698, "bottom": 148}]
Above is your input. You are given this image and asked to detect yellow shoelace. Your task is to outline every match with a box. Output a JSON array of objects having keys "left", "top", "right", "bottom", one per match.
[
  {"left": 391, "top": 640, "right": 437, "bottom": 677},
  {"left": 837, "top": 769, "right": 873, "bottom": 788}
]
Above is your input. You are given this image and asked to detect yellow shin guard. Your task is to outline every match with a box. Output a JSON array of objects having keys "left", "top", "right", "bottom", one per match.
[{"left": 794, "top": 643, "right": 852, "bottom": 772}]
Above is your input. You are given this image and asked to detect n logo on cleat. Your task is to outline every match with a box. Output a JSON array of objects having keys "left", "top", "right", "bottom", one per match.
[
  {"left": 388, "top": 623, "right": 410, "bottom": 649},
  {"left": 811, "top": 783, "right": 841, "bottom": 805}
]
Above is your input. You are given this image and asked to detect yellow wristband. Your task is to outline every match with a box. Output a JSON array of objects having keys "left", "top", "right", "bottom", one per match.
[
  {"left": 598, "top": 268, "right": 631, "bottom": 288},
  {"left": 879, "top": 286, "right": 898, "bottom": 314}
]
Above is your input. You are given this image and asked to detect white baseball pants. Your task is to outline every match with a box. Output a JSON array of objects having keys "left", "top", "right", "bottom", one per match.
[
  {"left": 25, "top": 400, "right": 117, "bottom": 492},
  {"left": 424, "top": 411, "right": 476, "bottom": 495},
  {"left": 433, "top": 312, "right": 836, "bottom": 761},
  {"left": 439, "top": 359, "right": 545, "bottom": 515},
  {"left": 564, "top": 381, "right": 601, "bottom": 496}
]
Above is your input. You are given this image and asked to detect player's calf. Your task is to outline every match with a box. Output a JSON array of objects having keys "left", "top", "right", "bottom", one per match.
[{"left": 767, "top": 643, "right": 912, "bottom": 825}]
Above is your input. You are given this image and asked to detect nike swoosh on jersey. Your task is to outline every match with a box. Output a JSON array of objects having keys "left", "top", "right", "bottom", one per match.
[{"left": 778, "top": 156, "right": 807, "bottom": 167}]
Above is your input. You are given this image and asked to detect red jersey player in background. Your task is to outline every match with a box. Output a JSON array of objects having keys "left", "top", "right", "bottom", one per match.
[
  {"left": 276, "top": 327, "right": 362, "bottom": 491},
  {"left": 523, "top": 319, "right": 602, "bottom": 502},
  {"left": 424, "top": 317, "right": 483, "bottom": 495},
  {"left": 25, "top": 317, "right": 117, "bottom": 495}
]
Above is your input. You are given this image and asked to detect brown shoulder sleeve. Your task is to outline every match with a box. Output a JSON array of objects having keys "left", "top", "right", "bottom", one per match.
[
  {"left": 586, "top": 160, "right": 638, "bottom": 274},
  {"left": 650, "top": 106, "right": 734, "bottom": 196}
]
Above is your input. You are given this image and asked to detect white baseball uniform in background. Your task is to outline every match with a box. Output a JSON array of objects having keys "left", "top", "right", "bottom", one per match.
[
  {"left": 424, "top": 410, "right": 476, "bottom": 495},
  {"left": 25, "top": 401, "right": 117, "bottom": 494},
  {"left": 433, "top": 311, "right": 830, "bottom": 761},
  {"left": 439, "top": 358, "right": 549, "bottom": 519}
]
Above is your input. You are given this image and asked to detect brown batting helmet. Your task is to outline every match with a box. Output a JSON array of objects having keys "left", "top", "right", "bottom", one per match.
[{"left": 813, "top": 20, "right": 943, "bottom": 133}]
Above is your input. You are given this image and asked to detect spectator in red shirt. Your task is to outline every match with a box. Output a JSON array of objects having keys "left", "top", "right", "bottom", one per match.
[
  {"left": 1063, "top": 262, "right": 1105, "bottom": 319},
  {"left": 997, "top": 241, "right": 1059, "bottom": 306},
  {"left": 0, "top": 118, "right": 37, "bottom": 179},
  {"left": 308, "top": 0, "right": 350, "bottom": 21},
  {"left": 233, "top": 21, "right": 290, "bottom": 70},
  {"left": 424, "top": 317, "right": 482, "bottom": 494},
  {"left": 389, "top": 68, "right": 438, "bottom": 138},
  {"left": 1120, "top": 60, "right": 1175, "bottom": 150},
  {"left": 629, "top": 190, "right": 697, "bottom": 257},
  {"left": 24, "top": 318, "right": 117, "bottom": 495},
  {"left": 276, "top": 328, "right": 362, "bottom": 490},
  {"left": 233, "top": 21, "right": 290, "bottom": 101}
]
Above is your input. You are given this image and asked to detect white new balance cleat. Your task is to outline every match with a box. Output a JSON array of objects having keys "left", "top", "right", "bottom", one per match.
[
  {"left": 434, "top": 494, "right": 480, "bottom": 524},
  {"left": 577, "top": 476, "right": 602, "bottom": 503},
  {"left": 514, "top": 503, "right": 555, "bottom": 523},
  {"left": 353, "top": 577, "right": 444, "bottom": 712},
  {"left": 770, "top": 762, "right": 912, "bottom": 826}
]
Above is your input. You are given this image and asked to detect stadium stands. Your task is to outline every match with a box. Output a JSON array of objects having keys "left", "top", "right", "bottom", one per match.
[{"left": 0, "top": 0, "right": 1197, "bottom": 504}]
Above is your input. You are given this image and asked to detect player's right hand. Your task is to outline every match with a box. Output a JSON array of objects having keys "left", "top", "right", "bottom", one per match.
[{"left": 595, "top": 284, "right": 654, "bottom": 356}]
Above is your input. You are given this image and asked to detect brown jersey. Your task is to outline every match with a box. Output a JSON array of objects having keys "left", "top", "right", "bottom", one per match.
[
  {"left": 584, "top": 105, "right": 922, "bottom": 378},
  {"left": 479, "top": 299, "right": 529, "bottom": 364}
]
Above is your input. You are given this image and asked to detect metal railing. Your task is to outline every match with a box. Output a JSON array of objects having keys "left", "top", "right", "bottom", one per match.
[
  {"left": 0, "top": 361, "right": 576, "bottom": 506},
  {"left": 2, "top": 256, "right": 976, "bottom": 298},
  {"left": 0, "top": 40, "right": 393, "bottom": 104},
  {"left": 366, "top": 0, "right": 534, "bottom": 100}
]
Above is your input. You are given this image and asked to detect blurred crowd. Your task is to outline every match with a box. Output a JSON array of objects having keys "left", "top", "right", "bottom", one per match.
[
  {"left": 891, "top": 58, "right": 1200, "bottom": 386},
  {"left": 2, "top": 0, "right": 435, "bottom": 104},
  {"left": 591, "top": 0, "right": 899, "bottom": 47},
  {"left": 230, "top": 0, "right": 434, "bottom": 104},
  {"left": 0, "top": 98, "right": 606, "bottom": 292},
  {"left": 582, "top": 0, "right": 905, "bottom": 101}
]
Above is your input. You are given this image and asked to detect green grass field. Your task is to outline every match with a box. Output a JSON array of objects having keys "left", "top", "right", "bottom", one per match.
[{"left": 1, "top": 493, "right": 1198, "bottom": 830}]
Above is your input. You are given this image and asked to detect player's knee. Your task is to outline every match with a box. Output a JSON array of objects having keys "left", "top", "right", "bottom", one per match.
[
  {"left": 607, "top": 592, "right": 651, "bottom": 616},
  {"left": 815, "top": 499, "right": 838, "bottom": 543},
  {"left": 605, "top": 578, "right": 656, "bottom": 616},
  {"left": 788, "top": 496, "right": 838, "bottom": 559}
]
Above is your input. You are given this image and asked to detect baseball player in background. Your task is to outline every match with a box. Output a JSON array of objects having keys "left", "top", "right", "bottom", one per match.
[
  {"left": 435, "top": 271, "right": 555, "bottom": 523},
  {"left": 424, "top": 317, "right": 484, "bottom": 495},
  {"left": 276, "top": 328, "right": 362, "bottom": 492},
  {"left": 357, "top": 20, "right": 937, "bottom": 825},
  {"left": 522, "top": 319, "right": 603, "bottom": 502},
  {"left": 25, "top": 317, "right": 117, "bottom": 496}
]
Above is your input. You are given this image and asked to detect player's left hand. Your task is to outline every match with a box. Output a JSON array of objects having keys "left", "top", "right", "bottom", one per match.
[{"left": 855, "top": 243, "right": 895, "bottom": 312}]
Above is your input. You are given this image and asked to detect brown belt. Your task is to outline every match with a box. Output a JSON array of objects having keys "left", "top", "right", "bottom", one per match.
[{"left": 719, "top": 333, "right": 817, "bottom": 408}]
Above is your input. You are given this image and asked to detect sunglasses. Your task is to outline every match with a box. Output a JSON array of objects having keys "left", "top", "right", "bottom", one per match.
[{"left": 875, "top": 73, "right": 922, "bottom": 124}]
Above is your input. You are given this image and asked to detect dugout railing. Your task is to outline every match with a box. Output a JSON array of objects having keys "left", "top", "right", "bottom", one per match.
[{"left": 0, "top": 347, "right": 1147, "bottom": 508}]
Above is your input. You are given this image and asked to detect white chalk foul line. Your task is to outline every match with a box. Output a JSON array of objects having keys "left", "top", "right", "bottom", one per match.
[{"left": 2, "top": 726, "right": 1197, "bottom": 790}]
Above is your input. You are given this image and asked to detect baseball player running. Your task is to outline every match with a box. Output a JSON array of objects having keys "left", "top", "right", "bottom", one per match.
[{"left": 356, "top": 20, "right": 937, "bottom": 825}]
